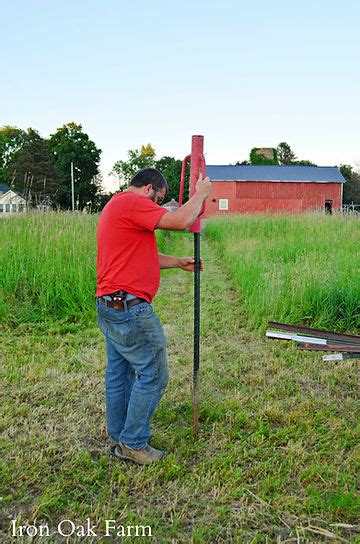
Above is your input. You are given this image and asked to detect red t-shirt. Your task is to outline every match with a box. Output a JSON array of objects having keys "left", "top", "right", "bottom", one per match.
[{"left": 96, "top": 192, "right": 168, "bottom": 302}]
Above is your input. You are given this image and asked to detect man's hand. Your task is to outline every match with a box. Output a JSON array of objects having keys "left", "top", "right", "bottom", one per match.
[
  {"left": 155, "top": 172, "right": 212, "bottom": 231},
  {"left": 178, "top": 256, "right": 204, "bottom": 272},
  {"left": 195, "top": 173, "right": 212, "bottom": 198},
  {"left": 159, "top": 254, "right": 204, "bottom": 271}
]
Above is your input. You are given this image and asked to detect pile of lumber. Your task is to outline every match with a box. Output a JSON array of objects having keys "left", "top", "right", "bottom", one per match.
[{"left": 266, "top": 322, "right": 360, "bottom": 361}]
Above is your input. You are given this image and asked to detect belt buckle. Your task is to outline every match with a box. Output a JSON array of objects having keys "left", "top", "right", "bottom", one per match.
[{"left": 113, "top": 293, "right": 126, "bottom": 311}]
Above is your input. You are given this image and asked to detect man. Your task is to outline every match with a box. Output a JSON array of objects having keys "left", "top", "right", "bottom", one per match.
[{"left": 96, "top": 167, "right": 211, "bottom": 465}]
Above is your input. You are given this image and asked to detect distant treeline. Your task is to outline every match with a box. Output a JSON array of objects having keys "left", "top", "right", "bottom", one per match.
[{"left": 1, "top": 127, "right": 359, "bottom": 210}]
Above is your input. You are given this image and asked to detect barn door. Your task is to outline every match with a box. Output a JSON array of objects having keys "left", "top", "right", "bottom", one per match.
[{"left": 325, "top": 200, "right": 333, "bottom": 214}]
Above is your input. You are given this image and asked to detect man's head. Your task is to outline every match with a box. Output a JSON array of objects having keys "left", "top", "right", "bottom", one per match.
[{"left": 129, "top": 168, "right": 169, "bottom": 205}]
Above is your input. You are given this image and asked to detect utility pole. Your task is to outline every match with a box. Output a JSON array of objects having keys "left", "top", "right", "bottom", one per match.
[{"left": 71, "top": 162, "right": 75, "bottom": 211}]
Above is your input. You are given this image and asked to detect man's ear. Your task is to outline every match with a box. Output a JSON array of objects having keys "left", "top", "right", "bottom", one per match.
[{"left": 144, "top": 184, "right": 153, "bottom": 194}]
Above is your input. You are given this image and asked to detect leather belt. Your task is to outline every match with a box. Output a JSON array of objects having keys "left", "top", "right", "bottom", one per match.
[{"left": 97, "top": 296, "right": 146, "bottom": 310}]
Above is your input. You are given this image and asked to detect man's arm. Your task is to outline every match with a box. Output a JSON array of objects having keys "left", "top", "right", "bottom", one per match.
[
  {"left": 159, "top": 254, "right": 204, "bottom": 272},
  {"left": 155, "top": 174, "right": 212, "bottom": 231}
]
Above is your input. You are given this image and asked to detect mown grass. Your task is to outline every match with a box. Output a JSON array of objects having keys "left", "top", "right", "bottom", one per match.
[
  {"left": 1, "top": 213, "right": 359, "bottom": 542},
  {"left": 205, "top": 213, "right": 360, "bottom": 332}
]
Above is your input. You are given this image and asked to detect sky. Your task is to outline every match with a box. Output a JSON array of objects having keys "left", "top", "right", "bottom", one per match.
[{"left": 2, "top": 0, "right": 359, "bottom": 192}]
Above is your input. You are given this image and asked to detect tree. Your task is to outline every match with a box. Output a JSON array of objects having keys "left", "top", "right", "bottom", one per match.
[
  {"left": 7, "top": 128, "right": 59, "bottom": 207},
  {"left": 0, "top": 125, "right": 27, "bottom": 183},
  {"left": 277, "top": 143, "right": 317, "bottom": 166},
  {"left": 112, "top": 146, "right": 189, "bottom": 202},
  {"left": 341, "top": 164, "right": 360, "bottom": 205},
  {"left": 48, "top": 122, "right": 102, "bottom": 209},
  {"left": 292, "top": 159, "right": 317, "bottom": 166},
  {"left": 155, "top": 156, "right": 189, "bottom": 202},
  {"left": 96, "top": 191, "right": 114, "bottom": 211},
  {"left": 112, "top": 144, "right": 156, "bottom": 186},
  {"left": 277, "top": 142, "right": 297, "bottom": 165},
  {"left": 250, "top": 148, "right": 279, "bottom": 165}
]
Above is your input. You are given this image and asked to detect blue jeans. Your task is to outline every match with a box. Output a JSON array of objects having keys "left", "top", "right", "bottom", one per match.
[{"left": 96, "top": 299, "right": 169, "bottom": 450}]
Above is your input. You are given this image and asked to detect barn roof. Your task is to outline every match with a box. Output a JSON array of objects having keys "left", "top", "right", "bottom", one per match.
[{"left": 206, "top": 165, "right": 345, "bottom": 183}]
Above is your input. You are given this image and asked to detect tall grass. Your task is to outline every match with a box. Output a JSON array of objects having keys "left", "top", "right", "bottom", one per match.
[
  {"left": 205, "top": 213, "right": 360, "bottom": 332},
  {"left": 1, "top": 213, "right": 98, "bottom": 323},
  {"left": 0, "top": 212, "right": 168, "bottom": 324},
  {"left": 2, "top": 211, "right": 359, "bottom": 331}
]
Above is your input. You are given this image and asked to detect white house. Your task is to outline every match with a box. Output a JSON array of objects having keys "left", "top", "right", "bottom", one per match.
[{"left": 0, "top": 184, "right": 27, "bottom": 215}]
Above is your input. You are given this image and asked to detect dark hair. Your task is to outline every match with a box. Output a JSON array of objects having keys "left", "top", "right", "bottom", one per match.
[{"left": 130, "top": 168, "right": 169, "bottom": 193}]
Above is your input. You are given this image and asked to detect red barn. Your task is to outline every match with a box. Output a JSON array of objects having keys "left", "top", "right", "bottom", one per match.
[{"left": 204, "top": 165, "right": 345, "bottom": 216}]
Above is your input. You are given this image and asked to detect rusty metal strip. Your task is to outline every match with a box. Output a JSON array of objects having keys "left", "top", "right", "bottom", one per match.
[{"left": 297, "top": 343, "right": 360, "bottom": 352}]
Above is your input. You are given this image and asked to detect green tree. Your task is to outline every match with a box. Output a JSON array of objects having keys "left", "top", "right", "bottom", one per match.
[
  {"left": 277, "top": 142, "right": 297, "bottom": 165},
  {"left": 7, "top": 128, "right": 59, "bottom": 207},
  {"left": 48, "top": 122, "right": 102, "bottom": 209},
  {"left": 292, "top": 159, "right": 317, "bottom": 166},
  {"left": 112, "top": 147, "right": 189, "bottom": 202},
  {"left": 341, "top": 164, "right": 360, "bottom": 205},
  {"left": 96, "top": 191, "right": 114, "bottom": 211},
  {"left": 112, "top": 144, "right": 156, "bottom": 186},
  {"left": 0, "top": 125, "right": 27, "bottom": 183},
  {"left": 155, "top": 156, "right": 190, "bottom": 202},
  {"left": 277, "top": 142, "right": 317, "bottom": 166}
]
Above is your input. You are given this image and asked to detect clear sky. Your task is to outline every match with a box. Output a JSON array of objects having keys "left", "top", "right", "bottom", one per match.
[{"left": 2, "top": 0, "right": 359, "bottom": 191}]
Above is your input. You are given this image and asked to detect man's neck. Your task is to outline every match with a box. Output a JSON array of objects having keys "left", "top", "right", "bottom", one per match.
[{"left": 127, "top": 186, "right": 147, "bottom": 196}]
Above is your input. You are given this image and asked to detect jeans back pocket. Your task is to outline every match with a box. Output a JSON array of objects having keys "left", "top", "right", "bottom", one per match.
[{"left": 97, "top": 304, "right": 134, "bottom": 347}]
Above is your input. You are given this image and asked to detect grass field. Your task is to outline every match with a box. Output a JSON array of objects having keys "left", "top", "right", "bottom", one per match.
[
  {"left": 205, "top": 213, "right": 360, "bottom": 332},
  {"left": 1, "top": 213, "right": 359, "bottom": 543}
]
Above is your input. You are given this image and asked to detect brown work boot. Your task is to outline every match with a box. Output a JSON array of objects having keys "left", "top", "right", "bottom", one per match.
[{"left": 114, "top": 441, "right": 167, "bottom": 465}]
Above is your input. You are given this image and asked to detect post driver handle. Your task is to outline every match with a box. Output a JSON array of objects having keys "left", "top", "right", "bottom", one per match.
[{"left": 178, "top": 154, "right": 191, "bottom": 207}]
